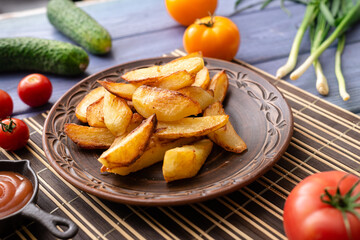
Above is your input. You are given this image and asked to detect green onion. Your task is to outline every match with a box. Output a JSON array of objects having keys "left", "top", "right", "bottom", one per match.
[
  {"left": 233, "top": 0, "right": 360, "bottom": 101},
  {"left": 231, "top": 0, "right": 308, "bottom": 17},
  {"left": 314, "top": 61, "right": 328, "bottom": 95},
  {"left": 335, "top": 35, "right": 350, "bottom": 101},
  {"left": 310, "top": 2, "right": 331, "bottom": 95},
  {"left": 276, "top": 3, "right": 318, "bottom": 79},
  {"left": 290, "top": 1, "right": 360, "bottom": 80}
]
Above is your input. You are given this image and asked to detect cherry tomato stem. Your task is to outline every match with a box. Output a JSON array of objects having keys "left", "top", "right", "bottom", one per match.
[{"left": 0, "top": 117, "right": 16, "bottom": 133}]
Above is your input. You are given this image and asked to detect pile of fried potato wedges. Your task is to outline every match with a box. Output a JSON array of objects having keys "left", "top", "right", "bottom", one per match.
[{"left": 64, "top": 53, "right": 247, "bottom": 182}]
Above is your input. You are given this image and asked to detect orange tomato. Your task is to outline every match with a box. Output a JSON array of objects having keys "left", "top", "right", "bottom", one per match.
[
  {"left": 183, "top": 16, "right": 240, "bottom": 61},
  {"left": 165, "top": 0, "right": 217, "bottom": 26}
]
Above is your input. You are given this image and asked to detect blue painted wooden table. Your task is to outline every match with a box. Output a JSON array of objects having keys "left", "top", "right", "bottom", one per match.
[
  {"left": 1, "top": 1, "right": 360, "bottom": 239},
  {"left": 0, "top": 0, "right": 359, "bottom": 118}
]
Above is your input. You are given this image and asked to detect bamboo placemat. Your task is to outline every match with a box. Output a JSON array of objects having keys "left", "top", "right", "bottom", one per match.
[{"left": 1, "top": 50, "right": 359, "bottom": 240}]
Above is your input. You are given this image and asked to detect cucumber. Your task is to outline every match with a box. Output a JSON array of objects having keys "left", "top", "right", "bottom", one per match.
[
  {"left": 47, "top": 0, "right": 112, "bottom": 55},
  {"left": 0, "top": 37, "right": 89, "bottom": 75}
]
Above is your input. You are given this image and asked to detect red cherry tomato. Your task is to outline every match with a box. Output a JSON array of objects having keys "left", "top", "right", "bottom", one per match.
[
  {"left": 18, "top": 74, "right": 52, "bottom": 107},
  {"left": 0, "top": 90, "right": 13, "bottom": 120},
  {"left": 283, "top": 171, "right": 360, "bottom": 240},
  {"left": 0, "top": 118, "right": 29, "bottom": 151}
]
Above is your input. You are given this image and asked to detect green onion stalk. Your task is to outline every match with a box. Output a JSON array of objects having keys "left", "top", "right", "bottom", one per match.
[
  {"left": 290, "top": 0, "right": 360, "bottom": 80},
  {"left": 310, "top": 7, "right": 330, "bottom": 95},
  {"left": 231, "top": 0, "right": 308, "bottom": 17},
  {"left": 276, "top": 3, "right": 318, "bottom": 79},
  {"left": 335, "top": 35, "right": 350, "bottom": 101},
  {"left": 313, "top": 61, "right": 328, "bottom": 95}
]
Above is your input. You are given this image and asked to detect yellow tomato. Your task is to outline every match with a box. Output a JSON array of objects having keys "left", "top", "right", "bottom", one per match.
[
  {"left": 183, "top": 16, "right": 240, "bottom": 61},
  {"left": 165, "top": 0, "right": 217, "bottom": 26}
]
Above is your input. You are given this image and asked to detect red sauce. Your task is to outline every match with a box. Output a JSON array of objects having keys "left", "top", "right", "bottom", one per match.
[{"left": 0, "top": 171, "right": 33, "bottom": 218}]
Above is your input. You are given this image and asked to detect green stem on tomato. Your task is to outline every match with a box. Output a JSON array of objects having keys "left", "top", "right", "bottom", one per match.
[
  {"left": 196, "top": 14, "right": 215, "bottom": 27},
  {"left": 321, "top": 177, "right": 360, "bottom": 239},
  {"left": 0, "top": 117, "right": 16, "bottom": 133},
  {"left": 335, "top": 35, "right": 350, "bottom": 101},
  {"left": 342, "top": 211, "right": 352, "bottom": 240},
  {"left": 276, "top": 4, "right": 318, "bottom": 79}
]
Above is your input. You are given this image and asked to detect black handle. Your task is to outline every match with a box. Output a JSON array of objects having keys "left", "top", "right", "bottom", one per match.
[{"left": 21, "top": 203, "right": 78, "bottom": 239}]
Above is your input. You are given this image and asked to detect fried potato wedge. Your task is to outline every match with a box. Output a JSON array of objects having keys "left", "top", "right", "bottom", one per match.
[
  {"left": 126, "top": 100, "right": 136, "bottom": 112},
  {"left": 65, "top": 114, "right": 145, "bottom": 150},
  {"left": 204, "top": 102, "right": 247, "bottom": 153},
  {"left": 122, "top": 57, "right": 204, "bottom": 84},
  {"left": 64, "top": 123, "right": 115, "bottom": 149},
  {"left": 103, "top": 91, "right": 133, "bottom": 136},
  {"left": 162, "top": 139, "right": 213, "bottom": 182},
  {"left": 170, "top": 52, "right": 203, "bottom": 63},
  {"left": 192, "top": 67, "right": 210, "bottom": 89},
  {"left": 156, "top": 115, "right": 229, "bottom": 139},
  {"left": 99, "top": 71, "right": 194, "bottom": 99},
  {"left": 209, "top": 70, "right": 229, "bottom": 103},
  {"left": 87, "top": 97, "right": 105, "bottom": 128},
  {"left": 132, "top": 85, "right": 202, "bottom": 121},
  {"left": 112, "top": 113, "right": 144, "bottom": 141},
  {"left": 161, "top": 57, "right": 204, "bottom": 76},
  {"left": 154, "top": 70, "right": 195, "bottom": 90},
  {"left": 98, "top": 80, "right": 137, "bottom": 100},
  {"left": 75, "top": 87, "right": 105, "bottom": 123},
  {"left": 98, "top": 114, "right": 157, "bottom": 167},
  {"left": 127, "top": 113, "right": 144, "bottom": 132},
  {"left": 178, "top": 86, "right": 214, "bottom": 110},
  {"left": 101, "top": 137, "right": 198, "bottom": 175}
]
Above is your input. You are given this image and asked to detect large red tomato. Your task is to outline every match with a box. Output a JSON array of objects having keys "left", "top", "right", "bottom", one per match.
[
  {"left": 0, "top": 118, "right": 29, "bottom": 151},
  {"left": 283, "top": 171, "right": 360, "bottom": 240},
  {"left": 165, "top": 0, "right": 217, "bottom": 26},
  {"left": 0, "top": 90, "right": 13, "bottom": 120},
  {"left": 183, "top": 16, "right": 240, "bottom": 61},
  {"left": 18, "top": 73, "right": 52, "bottom": 107}
]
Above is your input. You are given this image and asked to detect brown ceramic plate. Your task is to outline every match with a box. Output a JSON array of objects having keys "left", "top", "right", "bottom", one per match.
[{"left": 43, "top": 57, "right": 293, "bottom": 206}]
